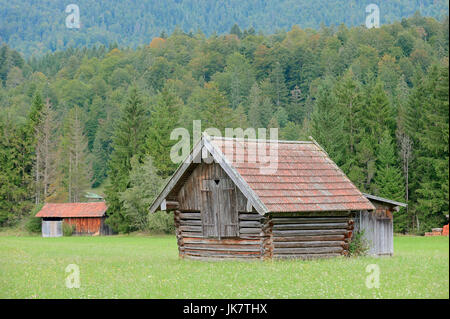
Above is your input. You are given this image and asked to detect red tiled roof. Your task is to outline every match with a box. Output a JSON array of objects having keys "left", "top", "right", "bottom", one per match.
[
  {"left": 35, "top": 202, "right": 107, "bottom": 218},
  {"left": 210, "top": 137, "right": 375, "bottom": 213}
]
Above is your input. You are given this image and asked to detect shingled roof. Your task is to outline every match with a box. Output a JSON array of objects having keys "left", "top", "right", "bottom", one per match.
[
  {"left": 36, "top": 202, "right": 107, "bottom": 218},
  {"left": 149, "top": 135, "right": 375, "bottom": 214}
]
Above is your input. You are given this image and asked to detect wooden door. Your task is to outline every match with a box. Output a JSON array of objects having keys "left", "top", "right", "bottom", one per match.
[
  {"left": 42, "top": 220, "right": 62, "bottom": 237},
  {"left": 376, "top": 217, "right": 393, "bottom": 255},
  {"left": 201, "top": 178, "right": 239, "bottom": 238},
  {"left": 359, "top": 211, "right": 394, "bottom": 256}
]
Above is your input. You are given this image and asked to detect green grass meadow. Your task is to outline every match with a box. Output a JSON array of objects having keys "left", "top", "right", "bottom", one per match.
[{"left": 0, "top": 235, "right": 448, "bottom": 298}]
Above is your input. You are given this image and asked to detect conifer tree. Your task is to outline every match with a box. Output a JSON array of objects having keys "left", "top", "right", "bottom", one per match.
[
  {"left": 54, "top": 107, "right": 92, "bottom": 203},
  {"left": 374, "top": 130, "right": 405, "bottom": 200},
  {"left": 92, "top": 115, "right": 115, "bottom": 187},
  {"left": 146, "top": 89, "right": 182, "bottom": 178},
  {"left": 259, "top": 97, "right": 274, "bottom": 128},
  {"left": 0, "top": 92, "right": 45, "bottom": 224},
  {"left": 185, "top": 83, "right": 239, "bottom": 133},
  {"left": 28, "top": 93, "right": 44, "bottom": 131},
  {"left": 27, "top": 93, "right": 45, "bottom": 204},
  {"left": 375, "top": 131, "right": 407, "bottom": 232},
  {"left": 361, "top": 81, "right": 395, "bottom": 145},
  {"left": 415, "top": 65, "right": 449, "bottom": 230},
  {"left": 119, "top": 155, "right": 165, "bottom": 231},
  {"left": 331, "top": 72, "right": 365, "bottom": 181},
  {"left": 106, "top": 88, "right": 149, "bottom": 232},
  {"left": 248, "top": 83, "right": 274, "bottom": 129},
  {"left": 34, "top": 99, "right": 57, "bottom": 203},
  {"left": 334, "top": 71, "right": 362, "bottom": 156},
  {"left": 248, "top": 83, "right": 263, "bottom": 128},
  {"left": 262, "top": 62, "right": 289, "bottom": 108},
  {"left": 286, "top": 85, "right": 305, "bottom": 124},
  {"left": 274, "top": 107, "right": 288, "bottom": 128},
  {"left": 354, "top": 81, "right": 395, "bottom": 191},
  {"left": 230, "top": 24, "right": 243, "bottom": 39},
  {"left": 309, "top": 78, "right": 345, "bottom": 166},
  {"left": 395, "top": 75, "right": 413, "bottom": 231},
  {"left": 0, "top": 119, "right": 34, "bottom": 225}
]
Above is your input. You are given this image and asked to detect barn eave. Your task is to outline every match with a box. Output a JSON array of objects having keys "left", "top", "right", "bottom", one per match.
[{"left": 362, "top": 193, "right": 407, "bottom": 212}]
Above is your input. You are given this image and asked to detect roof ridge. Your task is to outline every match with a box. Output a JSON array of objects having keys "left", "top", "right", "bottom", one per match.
[
  {"left": 44, "top": 201, "right": 106, "bottom": 205},
  {"left": 209, "top": 135, "right": 314, "bottom": 144}
]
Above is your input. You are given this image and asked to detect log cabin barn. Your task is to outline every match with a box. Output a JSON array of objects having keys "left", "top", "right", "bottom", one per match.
[
  {"left": 149, "top": 134, "right": 400, "bottom": 260},
  {"left": 36, "top": 202, "right": 112, "bottom": 237}
]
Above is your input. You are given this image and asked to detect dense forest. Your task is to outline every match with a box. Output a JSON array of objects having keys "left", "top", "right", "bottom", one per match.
[
  {"left": 0, "top": 13, "right": 448, "bottom": 234},
  {"left": 0, "top": 0, "right": 448, "bottom": 57}
]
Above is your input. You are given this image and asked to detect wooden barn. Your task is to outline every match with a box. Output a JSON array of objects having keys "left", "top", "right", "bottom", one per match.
[
  {"left": 149, "top": 135, "right": 392, "bottom": 260},
  {"left": 36, "top": 202, "right": 112, "bottom": 237},
  {"left": 358, "top": 194, "right": 407, "bottom": 256}
]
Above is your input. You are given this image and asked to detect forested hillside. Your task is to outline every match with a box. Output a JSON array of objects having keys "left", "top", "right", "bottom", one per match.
[
  {"left": 0, "top": 14, "right": 448, "bottom": 234},
  {"left": 0, "top": 0, "right": 448, "bottom": 57}
]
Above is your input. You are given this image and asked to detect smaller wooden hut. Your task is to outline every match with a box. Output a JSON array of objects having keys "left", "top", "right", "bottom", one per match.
[
  {"left": 357, "top": 194, "right": 407, "bottom": 256},
  {"left": 36, "top": 202, "right": 112, "bottom": 237}
]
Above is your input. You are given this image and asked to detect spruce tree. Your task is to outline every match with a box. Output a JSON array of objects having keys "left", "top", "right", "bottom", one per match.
[
  {"left": 92, "top": 115, "right": 115, "bottom": 187},
  {"left": 286, "top": 85, "right": 305, "bottom": 124},
  {"left": 67, "top": 108, "right": 92, "bottom": 202},
  {"left": 28, "top": 93, "right": 45, "bottom": 131},
  {"left": 230, "top": 24, "right": 242, "bottom": 39},
  {"left": 105, "top": 87, "right": 149, "bottom": 233},
  {"left": 309, "top": 78, "right": 345, "bottom": 166},
  {"left": 248, "top": 83, "right": 274, "bottom": 129},
  {"left": 262, "top": 62, "right": 289, "bottom": 108},
  {"left": 146, "top": 89, "right": 182, "bottom": 178},
  {"left": 375, "top": 131, "right": 408, "bottom": 233},
  {"left": 355, "top": 81, "right": 395, "bottom": 191},
  {"left": 374, "top": 130, "right": 405, "bottom": 201},
  {"left": 248, "top": 83, "right": 263, "bottom": 128},
  {"left": 334, "top": 71, "right": 362, "bottom": 156},
  {"left": 361, "top": 81, "right": 395, "bottom": 145},
  {"left": 0, "top": 120, "right": 33, "bottom": 225},
  {"left": 415, "top": 65, "right": 449, "bottom": 231}
]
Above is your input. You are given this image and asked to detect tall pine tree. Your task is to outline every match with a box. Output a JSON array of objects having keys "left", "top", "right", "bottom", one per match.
[
  {"left": 52, "top": 107, "right": 91, "bottom": 203},
  {"left": 33, "top": 99, "right": 57, "bottom": 203},
  {"left": 146, "top": 89, "right": 182, "bottom": 178},
  {"left": 415, "top": 65, "right": 449, "bottom": 231},
  {"left": 374, "top": 130, "right": 405, "bottom": 201},
  {"left": 309, "top": 78, "right": 345, "bottom": 166},
  {"left": 106, "top": 87, "right": 149, "bottom": 233}
]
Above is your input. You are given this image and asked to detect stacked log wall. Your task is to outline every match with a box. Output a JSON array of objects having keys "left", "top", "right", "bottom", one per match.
[
  {"left": 173, "top": 209, "right": 356, "bottom": 260},
  {"left": 270, "top": 212, "right": 354, "bottom": 259},
  {"left": 175, "top": 210, "right": 266, "bottom": 260}
]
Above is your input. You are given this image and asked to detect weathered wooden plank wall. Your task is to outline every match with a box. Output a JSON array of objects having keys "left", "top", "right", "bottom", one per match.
[
  {"left": 357, "top": 205, "right": 394, "bottom": 256},
  {"left": 42, "top": 220, "right": 62, "bottom": 237},
  {"left": 177, "top": 162, "right": 248, "bottom": 212},
  {"left": 100, "top": 217, "right": 113, "bottom": 235},
  {"left": 64, "top": 217, "right": 102, "bottom": 235}
]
